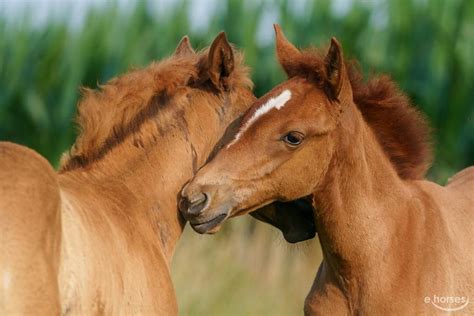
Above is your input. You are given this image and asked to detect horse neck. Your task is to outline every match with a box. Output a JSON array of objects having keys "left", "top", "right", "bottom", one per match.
[
  {"left": 314, "top": 102, "right": 412, "bottom": 285},
  {"left": 58, "top": 100, "right": 228, "bottom": 263}
]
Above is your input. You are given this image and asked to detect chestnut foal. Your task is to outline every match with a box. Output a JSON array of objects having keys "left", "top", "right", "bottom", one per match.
[
  {"left": 181, "top": 26, "right": 474, "bottom": 314},
  {"left": 1, "top": 34, "right": 256, "bottom": 315}
]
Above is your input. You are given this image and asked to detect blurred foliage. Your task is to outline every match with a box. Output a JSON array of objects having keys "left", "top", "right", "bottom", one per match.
[{"left": 0, "top": 0, "right": 473, "bottom": 181}]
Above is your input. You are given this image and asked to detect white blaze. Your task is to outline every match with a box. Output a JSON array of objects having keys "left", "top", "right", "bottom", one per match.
[{"left": 228, "top": 89, "right": 292, "bottom": 148}]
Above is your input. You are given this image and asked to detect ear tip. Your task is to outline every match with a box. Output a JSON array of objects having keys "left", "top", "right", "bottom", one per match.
[
  {"left": 209, "top": 31, "right": 233, "bottom": 55},
  {"left": 274, "top": 24, "right": 285, "bottom": 39},
  {"left": 330, "top": 37, "right": 342, "bottom": 48},
  {"left": 217, "top": 31, "right": 227, "bottom": 41},
  {"left": 175, "top": 35, "right": 195, "bottom": 55},
  {"left": 212, "top": 31, "right": 232, "bottom": 48}
]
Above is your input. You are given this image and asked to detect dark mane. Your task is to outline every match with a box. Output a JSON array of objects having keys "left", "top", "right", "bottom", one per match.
[
  {"left": 283, "top": 48, "right": 432, "bottom": 179},
  {"left": 348, "top": 64, "right": 432, "bottom": 179},
  {"left": 60, "top": 48, "right": 251, "bottom": 172}
]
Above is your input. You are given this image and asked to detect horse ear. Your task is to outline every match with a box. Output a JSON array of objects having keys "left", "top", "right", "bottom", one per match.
[
  {"left": 274, "top": 24, "right": 301, "bottom": 76},
  {"left": 207, "top": 32, "right": 234, "bottom": 91},
  {"left": 175, "top": 35, "right": 195, "bottom": 56},
  {"left": 324, "top": 37, "right": 344, "bottom": 98}
]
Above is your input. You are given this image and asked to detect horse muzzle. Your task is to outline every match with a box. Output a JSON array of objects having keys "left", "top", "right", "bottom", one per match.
[{"left": 179, "top": 184, "right": 232, "bottom": 234}]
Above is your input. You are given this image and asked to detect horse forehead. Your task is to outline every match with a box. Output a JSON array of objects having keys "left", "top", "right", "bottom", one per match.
[
  {"left": 245, "top": 78, "right": 315, "bottom": 125},
  {"left": 246, "top": 82, "right": 303, "bottom": 117},
  {"left": 248, "top": 89, "right": 292, "bottom": 123},
  {"left": 225, "top": 88, "right": 294, "bottom": 148}
]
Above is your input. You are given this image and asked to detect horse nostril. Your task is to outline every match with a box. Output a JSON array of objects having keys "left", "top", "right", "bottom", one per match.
[{"left": 185, "top": 192, "right": 209, "bottom": 216}]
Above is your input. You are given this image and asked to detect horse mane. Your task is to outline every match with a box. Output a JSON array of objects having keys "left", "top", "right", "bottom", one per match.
[
  {"left": 348, "top": 64, "right": 432, "bottom": 179},
  {"left": 282, "top": 47, "right": 432, "bottom": 179},
  {"left": 60, "top": 48, "right": 251, "bottom": 172}
]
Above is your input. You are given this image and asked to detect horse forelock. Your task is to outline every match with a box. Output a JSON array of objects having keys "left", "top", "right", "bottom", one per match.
[{"left": 60, "top": 48, "right": 252, "bottom": 172}]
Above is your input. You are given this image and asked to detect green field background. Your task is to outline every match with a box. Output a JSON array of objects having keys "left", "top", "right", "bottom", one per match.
[{"left": 1, "top": 0, "right": 473, "bottom": 315}]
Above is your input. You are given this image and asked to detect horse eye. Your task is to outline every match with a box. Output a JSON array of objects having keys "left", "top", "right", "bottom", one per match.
[{"left": 282, "top": 132, "right": 304, "bottom": 146}]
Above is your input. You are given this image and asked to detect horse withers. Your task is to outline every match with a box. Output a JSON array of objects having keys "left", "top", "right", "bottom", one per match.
[{"left": 180, "top": 25, "right": 474, "bottom": 314}]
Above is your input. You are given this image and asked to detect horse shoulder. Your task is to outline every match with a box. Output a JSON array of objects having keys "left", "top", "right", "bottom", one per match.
[{"left": 0, "top": 141, "right": 61, "bottom": 314}]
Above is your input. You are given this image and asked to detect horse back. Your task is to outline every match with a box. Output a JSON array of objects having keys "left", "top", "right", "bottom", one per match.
[
  {"left": 446, "top": 166, "right": 474, "bottom": 200},
  {"left": 442, "top": 166, "right": 474, "bottom": 228},
  {"left": 0, "top": 142, "right": 61, "bottom": 314},
  {"left": 417, "top": 166, "right": 474, "bottom": 220}
]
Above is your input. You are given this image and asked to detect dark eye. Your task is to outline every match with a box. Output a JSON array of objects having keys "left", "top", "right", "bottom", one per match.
[{"left": 281, "top": 131, "right": 304, "bottom": 146}]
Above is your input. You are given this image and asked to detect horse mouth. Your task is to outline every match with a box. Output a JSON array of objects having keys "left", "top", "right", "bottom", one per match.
[{"left": 190, "top": 213, "right": 227, "bottom": 234}]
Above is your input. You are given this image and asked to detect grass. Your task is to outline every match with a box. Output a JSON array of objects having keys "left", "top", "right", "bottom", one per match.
[{"left": 172, "top": 217, "right": 322, "bottom": 315}]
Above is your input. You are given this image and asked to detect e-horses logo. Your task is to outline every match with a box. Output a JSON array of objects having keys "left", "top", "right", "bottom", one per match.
[{"left": 424, "top": 295, "right": 469, "bottom": 312}]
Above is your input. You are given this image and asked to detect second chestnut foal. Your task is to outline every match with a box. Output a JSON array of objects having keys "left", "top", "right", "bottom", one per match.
[{"left": 181, "top": 26, "right": 474, "bottom": 314}]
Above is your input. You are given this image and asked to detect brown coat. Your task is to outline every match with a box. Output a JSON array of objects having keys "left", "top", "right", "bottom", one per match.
[
  {"left": 0, "top": 34, "right": 255, "bottom": 315},
  {"left": 180, "top": 25, "right": 474, "bottom": 315}
]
